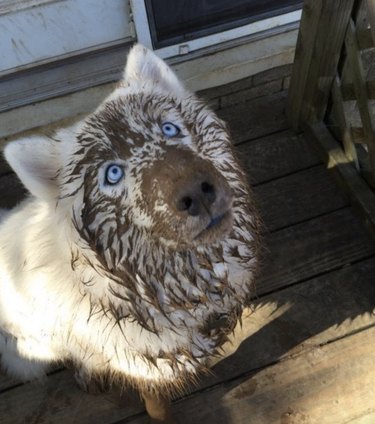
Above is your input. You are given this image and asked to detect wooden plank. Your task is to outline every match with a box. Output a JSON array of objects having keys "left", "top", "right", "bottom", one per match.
[
  {"left": 287, "top": 0, "right": 323, "bottom": 131},
  {"left": 327, "top": 125, "right": 371, "bottom": 147},
  {"left": 0, "top": 364, "right": 62, "bottom": 394},
  {"left": 331, "top": 75, "right": 359, "bottom": 168},
  {"left": 2, "top": 254, "right": 375, "bottom": 423},
  {"left": 254, "top": 165, "right": 348, "bottom": 232},
  {"left": 132, "top": 327, "right": 375, "bottom": 424},
  {"left": 0, "top": 370, "right": 145, "bottom": 424},
  {"left": 354, "top": 0, "right": 369, "bottom": 32},
  {"left": 301, "top": 0, "right": 354, "bottom": 124},
  {"left": 236, "top": 130, "right": 321, "bottom": 185},
  {"left": 210, "top": 256, "right": 375, "bottom": 378},
  {"left": 198, "top": 64, "right": 292, "bottom": 103},
  {"left": 259, "top": 207, "right": 375, "bottom": 295},
  {"left": 356, "top": 27, "right": 374, "bottom": 49},
  {"left": 0, "top": 375, "right": 22, "bottom": 393},
  {"left": 305, "top": 122, "right": 375, "bottom": 237},
  {"left": 341, "top": 79, "right": 375, "bottom": 100},
  {"left": 287, "top": 0, "right": 354, "bottom": 130},
  {"left": 218, "top": 90, "right": 289, "bottom": 144},
  {"left": 367, "top": 0, "right": 375, "bottom": 48},
  {"left": 345, "top": 125, "right": 365, "bottom": 143},
  {"left": 0, "top": 45, "right": 126, "bottom": 113},
  {"left": 221, "top": 79, "right": 283, "bottom": 109},
  {"left": 345, "top": 18, "right": 375, "bottom": 176},
  {"left": 315, "top": 130, "right": 375, "bottom": 187}
]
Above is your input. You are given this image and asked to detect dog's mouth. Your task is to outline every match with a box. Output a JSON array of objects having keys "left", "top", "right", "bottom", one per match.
[
  {"left": 194, "top": 210, "right": 233, "bottom": 243},
  {"left": 206, "top": 212, "right": 229, "bottom": 230}
]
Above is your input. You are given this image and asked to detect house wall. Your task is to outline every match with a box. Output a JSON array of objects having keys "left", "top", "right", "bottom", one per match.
[
  {"left": 0, "top": 3, "right": 298, "bottom": 139},
  {"left": 0, "top": 0, "right": 132, "bottom": 76}
]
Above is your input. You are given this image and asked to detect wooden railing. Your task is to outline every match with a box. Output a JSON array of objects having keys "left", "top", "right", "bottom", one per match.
[{"left": 287, "top": 0, "right": 375, "bottom": 234}]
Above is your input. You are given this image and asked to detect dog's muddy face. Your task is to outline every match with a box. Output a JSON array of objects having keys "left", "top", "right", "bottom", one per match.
[
  {"left": 141, "top": 145, "right": 234, "bottom": 246},
  {"left": 66, "top": 87, "right": 237, "bottom": 252},
  {"left": 56, "top": 45, "right": 257, "bottom": 293}
]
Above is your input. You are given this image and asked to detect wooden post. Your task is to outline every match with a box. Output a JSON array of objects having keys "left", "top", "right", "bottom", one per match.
[
  {"left": 288, "top": 0, "right": 375, "bottom": 234},
  {"left": 366, "top": 0, "right": 375, "bottom": 43},
  {"left": 287, "top": 0, "right": 355, "bottom": 131},
  {"left": 345, "top": 16, "right": 375, "bottom": 178},
  {"left": 365, "top": 0, "right": 375, "bottom": 179},
  {"left": 305, "top": 122, "right": 375, "bottom": 238},
  {"left": 331, "top": 75, "right": 360, "bottom": 170}
]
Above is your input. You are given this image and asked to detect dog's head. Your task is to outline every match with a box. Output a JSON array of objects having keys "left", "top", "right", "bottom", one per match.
[{"left": 5, "top": 45, "right": 246, "bottom": 254}]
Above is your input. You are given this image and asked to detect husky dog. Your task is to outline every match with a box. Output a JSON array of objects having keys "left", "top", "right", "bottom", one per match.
[{"left": 0, "top": 45, "right": 260, "bottom": 422}]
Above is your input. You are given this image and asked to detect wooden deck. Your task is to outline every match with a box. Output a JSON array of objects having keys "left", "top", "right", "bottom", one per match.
[{"left": 0, "top": 79, "right": 374, "bottom": 423}]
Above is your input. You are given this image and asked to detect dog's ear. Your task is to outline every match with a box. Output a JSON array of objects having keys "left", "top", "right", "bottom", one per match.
[
  {"left": 4, "top": 136, "right": 60, "bottom": 201},
  {"left": 123, "top": 44, "right": 185, "bottom": 93}
]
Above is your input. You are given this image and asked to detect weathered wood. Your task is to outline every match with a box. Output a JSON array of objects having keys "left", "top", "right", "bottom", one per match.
[
  {"left": 0, "top": 369, "right": 145, "bottom": 424},
  {"left": 346, "top": 125, "right": 366, "bottom": 143},
  {"left": 218, "top": 90, "right": 289, "bottom": 144},
  {"left": 331, "top": 76, "right": 359, "bottom": 168},
  {"left": 0, "top": 375, "right": 22, "bottom": 393},
  {"left": 221, "top": 79, "right": 283, "bottom": 108},
  {"left": 366, "top": 0, "right": 375, "bottom": 47},
  {"left": 356, "top": 27, "right": 374, "bottom": 49},
  {"left": 236, "top": 130, "right": 321, "bottom": 185},
  {"left": 287, "top": 0, "right": 355, "bottom": 130},
  {"left": 355, "top": 0, "right": 370, "bottom": 31},
  {"left": 341, "top": 79, "right": 375, "bottom": 100},
  {"left": 305, "top": 122, "right": 375, "bottom": 237},
  {"left": 287, "top": 0, "right": 323, "bottom": 131},
  {"left": 198, "top": 64, "right": 292, "bottom": 104},
  {"left": 327, "top": 125, "right": 374, "bottom": 147},
  {"left": 301, "top": 0, "right": 355, "bottom": 124},
  {"left": 136, "top": 327, "right": 375, "bottom": 424},
  {"left": 254, "top": 165, "right": 348, "bottom": 232},
  {"left": 259, "top": 207, "right": 375, "bottom": 295},
  {"left": 345, "top": 17, "right": 375, "bottom": 177},
  {"left": 211, "top": 256, "right": 375, "bottom": 378},
  {"left": 317, "top": 126, "right": 375, "bottom": 187}
]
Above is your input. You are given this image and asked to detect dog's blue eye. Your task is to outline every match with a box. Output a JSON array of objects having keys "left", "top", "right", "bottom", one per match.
[
  {"left": 161, "top": 122, "right": 180, "bottom": 137},
  {"left": 105, "top": 164, "right": 124, "bottom": 185}
]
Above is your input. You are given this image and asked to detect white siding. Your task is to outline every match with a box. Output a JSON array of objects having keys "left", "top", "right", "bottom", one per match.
[{"left": 0, "top": 0, "right": 132, "bottom": 75}]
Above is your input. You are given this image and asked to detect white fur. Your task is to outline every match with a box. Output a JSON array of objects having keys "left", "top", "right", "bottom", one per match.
[{"left": 0, "top": 45, "right": 258, "bottom": 393}]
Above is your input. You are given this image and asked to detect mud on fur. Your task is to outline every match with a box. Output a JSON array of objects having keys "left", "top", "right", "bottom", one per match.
[{"left": 0, "top": 44, "right": 261, "bottom": 422}]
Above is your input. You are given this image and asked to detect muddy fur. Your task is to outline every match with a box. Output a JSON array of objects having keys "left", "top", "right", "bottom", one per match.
[{"left": 0, "top": 45, "right": 260, "bottom": 400}]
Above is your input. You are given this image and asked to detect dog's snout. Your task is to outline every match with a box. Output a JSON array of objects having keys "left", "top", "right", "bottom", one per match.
[
  {"left": 201, "top": 182, "right": 216, "bottom": 204},
  {"left": 141, "top": 146, "right": 233, "bottom": 226},
  {"left": 175, "top": 180, "right": 216, "bottom": 217}
]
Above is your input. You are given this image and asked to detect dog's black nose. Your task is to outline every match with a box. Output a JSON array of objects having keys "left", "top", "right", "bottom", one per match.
[{"left": 175, "top": 181, "right": 216, "bottom": 216}]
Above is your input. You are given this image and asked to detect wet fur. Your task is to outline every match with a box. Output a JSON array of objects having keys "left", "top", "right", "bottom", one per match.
[{"left": 0, "top": 45, "right": 260, "bottom": 399}]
